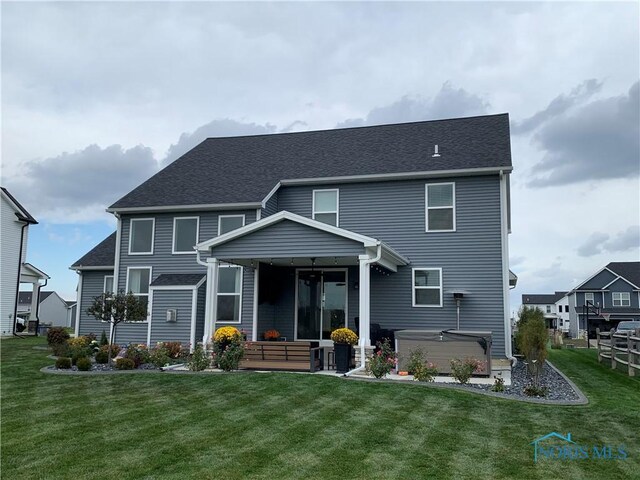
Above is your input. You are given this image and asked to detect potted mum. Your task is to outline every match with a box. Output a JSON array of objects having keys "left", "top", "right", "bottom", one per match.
[
  {"left": 263, "top": 329, "right": 280, "bottom": 341},
  {"left": 330, "top": 327, "right": 358, "bottom": 373}
]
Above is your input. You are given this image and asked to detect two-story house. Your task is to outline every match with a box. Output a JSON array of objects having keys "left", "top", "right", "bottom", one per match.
[
  {"left": 521, "top": 292, "right": 569, "bottom": 332},
  {"left": 1, "top": 187, "right": 49, "bottom": 336},
  {"left": 565, "top": 262, "right": 640, "bottom": 339},
  {"left": 71, "top": 114, "right": 515, "bottom": 362}
]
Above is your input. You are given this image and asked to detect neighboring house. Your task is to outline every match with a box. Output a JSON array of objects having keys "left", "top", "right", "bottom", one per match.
[
  {"left": 520, "top": 291, "right": 569, "bottom": 332},
  {"left": 71, "top": 114, "right": 515, "bottom": 360},
  {"left": 565, "top": 262, "right": 640, "bottom": 339},
  {"left": 1, "top": 187, "right": 49, "bottom": 336},
  {"left": 65, "top": 301, "right": 77, "bottom": 331},
  {"left": 17, "top": 291, "right": 71, "bottom": 328}
]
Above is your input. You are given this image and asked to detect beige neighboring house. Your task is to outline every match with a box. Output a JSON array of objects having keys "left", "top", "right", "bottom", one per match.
[{"left": 1, "top": 187, "right": 49, "bottom": 336}]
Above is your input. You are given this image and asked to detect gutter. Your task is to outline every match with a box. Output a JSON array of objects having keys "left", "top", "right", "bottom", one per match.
[
  {"left": 12, "top": 222, "right": 28, "bottom": 337},
  {"left": 344, "top": 243, "right": 383, "bottom": 377}
]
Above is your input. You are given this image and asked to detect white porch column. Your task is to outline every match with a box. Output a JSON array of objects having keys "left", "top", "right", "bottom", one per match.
[
  {"left": 358, "top": 255, "right": 371, "bottom": 348},
  {"left": 28, "top": 283, "right": 40, "bottom": 321},
  {"left": 252, "top": 263, "right": 259, "bottom": 341},
  {"left": 203, "top": 258, "right": 219, "bottom": 344}
]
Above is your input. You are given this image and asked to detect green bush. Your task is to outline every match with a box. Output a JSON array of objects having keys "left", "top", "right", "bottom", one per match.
[
  {"left": 515, "top": 306, "right": 548, "bottom": 376},
  {"left": 366, "top": 339, "right": 397, "bottom": 379},
  {"left": 95, "top": 350, "right": 109, "bottom": 364},
  {"left": 405, "top": 348, "right": 438, "bottom": 382},
  {"left": 188, "top": 344, "right": 211, "bottom": 372},
  {"left": 55, "top": 357, "right": 71, "bottom": 369},
  {"left": 124, "top": 344, "right": 150, "bottom": 367},
  {"left": 150, "top": 344, "right": 170, "bottom": 368},
  {"left": 76, "top": 357, "right": 92, "bottom": 371},
  {"left": 405, "top": 348, "right": 425, "bottom": 375},
  {"left": 52, "top": 341, "right": 70, "bottom": 357},
  {"left": 212, "top": 339, "right": 244, "bottom": 372},
  {"left": 450, "top": 357, "right": 485, "bottom": 384},
  {"left": 100, "top": 343, "right": 121, "bottom": 358},
  {"left": 161, "top": 341, "right": 184, "bottom": 359},
  {"left": 100, "top": 330, "right": 109, "bottom": 346},
  {"left": 492, "top": 374, "right": 505, "bottom": 392},
  {"left": 115, "top": 358, "right": 135, "bottom": 370},
  {"left": 47, "top": 327, "right": 69, "bottom": 347}
]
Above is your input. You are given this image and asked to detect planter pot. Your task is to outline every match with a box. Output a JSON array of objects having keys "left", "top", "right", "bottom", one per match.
[{"left": 334, "top": 343, "right": 353, "bottom": 373}]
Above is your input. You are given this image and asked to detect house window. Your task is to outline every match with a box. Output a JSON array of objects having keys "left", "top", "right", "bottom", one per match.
[
  {"left": 103, "top": 275, "right": 114, "bottom": 294},
  {"left": 557, "top": 305, "right": 562, "bottom": 313},
  {"left": 412, "top": 268, "right": 442, "bottom": 307},
  {"left": 425, "top": 183, "right": 455, "bottom": 232},
  {"left": 217, "top": 265, "right": 242, "bottom": 323},
  {"left": 312, "top": 189, "right": 339, "bottom": 226},
  {"left": 218, "top": 215, "right": 245, "bottom": 236},
  {"left": 584, "top": 292, "right": 594, "bottom": 305},
  {"left": 546, "top": 305, "right": 551, "bottom": 313},
  {"left": 126, "top": 267, "right": 151, "bottom": 321},
  {"left": 129, "top": 218, "right": 154, "bottom": 254},
  {"left": 173, "top": 217, "right": 199, "bottom": 254},
  {"left": 613, "top": 292, "right": 631, "bottom": 307},
  {"left": 565, "top": 305, "right": 569, "bottom": 313}
]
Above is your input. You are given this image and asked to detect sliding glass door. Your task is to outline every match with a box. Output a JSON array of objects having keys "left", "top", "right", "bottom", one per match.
[{"left": 296, "top": 269, "right": 347, "bottom": 341}]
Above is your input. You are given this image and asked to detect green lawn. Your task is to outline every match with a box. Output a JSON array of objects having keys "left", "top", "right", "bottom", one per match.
[{"left": 1, "top": 338, "right": 638, "bottom": 479}]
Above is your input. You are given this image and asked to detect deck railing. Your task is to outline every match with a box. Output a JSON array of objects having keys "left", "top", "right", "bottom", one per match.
[{"left": 596, "top": 328, "right": 640, "bottom": 377}]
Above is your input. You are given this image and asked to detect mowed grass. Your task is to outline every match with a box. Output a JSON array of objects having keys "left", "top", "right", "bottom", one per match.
[{"left": 1, "top": 338, "right": 638, "bottom": 479}]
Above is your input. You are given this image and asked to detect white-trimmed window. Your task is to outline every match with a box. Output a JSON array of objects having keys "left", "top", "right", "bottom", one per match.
[
  {"left": 126, "top": 267, "right": 151, "bottom": 321},
  {"left": 129, "top": 218, "right": 155, "bottom": 254},
  {"left": 613, "top": 292, "right": 631, "bottom": 307},
  {"left": 217, "top": 265, "right": 242, "bottom": 323},
  {"left": 412, "top": 268, "right": 442, "bottom": 307},
  {"left": 312, "top": 189, "right": 339, "bottom": 226},
  {"left": 425, "top": 183, "right": 455, "bottom": 232},
  {"left": 584, "top": 292, "right": 594, "bottom": 305},
  {"left": 173, "top": 217, "right": 199, "bottom": 254},
  {"left": 218, "top": 215, "right": 245, "bottom": 236},
  {"left": 546, "top": 305, "right": 551, "bottom": 313},
  {"left": 103, "top": 275, "right": 114, "bottom": 295}
]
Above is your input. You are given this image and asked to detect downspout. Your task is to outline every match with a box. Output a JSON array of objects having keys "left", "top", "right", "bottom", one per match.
[
  {"left": 34, "top": 277, "right": 48, "bottom": 336},
  {"left": 500, "top": 170, "right": 517, "bottom": 366},
  {"left": 344, "top": 243, "right": 382, "bottom": 376},
  {"left": 12, "top": 222, "right": 28, "bottom": 337}
]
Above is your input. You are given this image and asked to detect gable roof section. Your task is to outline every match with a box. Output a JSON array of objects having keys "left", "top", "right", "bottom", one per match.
[
  {"left": 18, "top": 291, "right": 55, "bottom": 305},
  {"left": 70, "top": 232, "right": 117, "bottom": 269},
  {"left": 522, "top": 294, "right": 559, "bottom": 305},
  {"left": 1, "top": 187, "right": 38, "bottom": 223},
  {"left": 109, "top": 114, "right": 512, "bottom": 211},
  {"left": 606, "top": 262, "right": 640, "bottom": 289}
]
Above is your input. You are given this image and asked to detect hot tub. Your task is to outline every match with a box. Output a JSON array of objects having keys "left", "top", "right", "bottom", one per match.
[{"left": 395, "top": 330, "right": 492, "bottom": 375}]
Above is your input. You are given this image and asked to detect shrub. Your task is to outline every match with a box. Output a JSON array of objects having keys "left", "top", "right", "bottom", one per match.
[
  {"left": 262, "top": 329, "right": 280, "bottom": 341},
  {"left": 124, "top": 344, "right": 150, "bottom": 367},
  {"left": 492, "top": 374, "right": 505, "bottom": 392},
  {"left": 95, "top": 350, "right": 109, "bottom": 364},
  {"left": 330, "top": 328, "right": 358, "bottom": 345},
  {"left": 52, "top": 341, "right": 70, "bottom": 357},
  {"left": 55, "top": 357, "right": 72, "bottom": 369},
  {"left": 68, "top": 338, "right": 92, "bottom": 362},
  {"left": 188, "top": 344, "right": 211, "bottom": 371},
  {"left": 515, "top": 306, "right": 548, "bottom": 375},
  {"left": 450, "top": 357, "right": 485, "bottom": 384},
  {"left": 161, "top": 341, "right": 183, "bottom": 359},
  {"left": 100, "top": 330, "right": 109, "bottom": 346},
  {"left": 68, "top": 336, "right": 90, "bottom": 348},
  {"left": 366, "top": 339, "right": 397, "bottom": 379},
  {"left": 406, "top": 348, "right": 425, "bottom": 375},
  {"left": 413, "top": 362, "right": 439, "bottom": 382},
  {"left": 47, "top": 327, "right": 69, "bottom": 346},
  {"left": 212, "top": 340, "right": 244, "bottom": 371},
  {"left": 213, "top": 326, "right": 242, "bottom": 344},
  {"left": 100, "top": 343, "right": 121, "bottom": 358},
  {"left": 115, "top": 358, "right": 135, "bottom": 370},
  {"left": 150, "top": 344, "right": 171, "bottom": 368},
  {"left": 524, "top": 384, "right": 548, "bottom": 397},
  {"left": 76, "top": 357, "right": 92, "bottom": 371}
]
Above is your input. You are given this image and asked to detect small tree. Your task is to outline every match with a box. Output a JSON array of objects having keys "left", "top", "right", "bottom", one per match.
[
  {"left": 86, "top": 290, "right": 147, "bottom": 365},
  {"left": 515, "top": 305, "right": 548, "bottom": 381}
]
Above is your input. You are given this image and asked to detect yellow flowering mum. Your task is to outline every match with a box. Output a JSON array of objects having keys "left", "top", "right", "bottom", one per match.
[
  {"left": 213, "top": 326, "right": 242, "bottom": 343},
  {"left": 330, "top": 328, "right": 358, "bottom": 345}
]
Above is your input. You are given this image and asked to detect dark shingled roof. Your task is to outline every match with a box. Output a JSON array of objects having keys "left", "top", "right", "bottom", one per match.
[
  {"left": 150, "top": 274, "right": 206, "bottom": 287},
  {"left": 1, "top": 187, "right": 37, "bottom": 223},
  {"left": 18, "top": 291, "right": 54, "bottom": 304},
  {"left": 607, "top": 262, "right": 640, "bottom": 288},
  {"left": 522, "top": 294, "right": 560, "bottom": 305},
  {"left": 71, "top": 232, "right": 116, "bottom": 268},
  {"left": 110, "top": 114, "right": 512, "bottom": 209}
]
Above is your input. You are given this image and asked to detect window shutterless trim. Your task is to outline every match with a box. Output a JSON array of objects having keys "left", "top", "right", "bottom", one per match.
[
  {"left": 312, "top": 188, "right": 339, "bottom": 226},
  {"left": 215, "top": 264, "right": 243, "bottom": 324},
  {"left": 128, "top": 218, "right": 155, "bottom": 255},
  {"left": 218, "top": 214, "right": 246, "bottom": 236},
  {"left": 172, "top": 216, "right": 200, "bottom": 255},
  {"left": 412, "top": 267, "right": 443, "bottom": 307},
  {"left": 100, "top": 275, "right": 115, "bottom": 323},
  {"left": 425, "top": 182, "right": 456, "bottom": 232},
  {"left": 584, "top": 292, "right": 594, "bottom": 305},
  {"left": 612, "top": 292, "right": 631, "bottom": 307},
  {"left": 125, "top": 266, "right": 152, "bottom": 323}
]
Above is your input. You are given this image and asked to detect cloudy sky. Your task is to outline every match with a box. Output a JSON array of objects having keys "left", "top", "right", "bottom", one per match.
[{"left": 2, "top": 2, "right": 639, "bottom": 312}]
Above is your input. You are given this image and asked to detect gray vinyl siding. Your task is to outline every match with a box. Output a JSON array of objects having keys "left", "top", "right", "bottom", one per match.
[
  {"left": 195, "top": 284, "right": 206, "bottom": 343},
  {"left": 603, "top": 278, "right": 638, "bottom": 308},
  {"left": 116, "top": 209, "right": 256, "bottom": 344},
  {"left": 210, "top": 220, "right": 365, "bottom": 259},
  {"left": 149, "top": 290, "right": 193, "bottom": 346},
  {"left": 77, "top": 270, "right": 113, "bottom": 338},
  {"left": 277, "top": 175, "right": 507, "bottom": 357},
  {"left": 579, "top": 270, "right": 617, "bottom": 290},
  {"left": 262, "top": 192, "right": 278, "bottom": 217}
]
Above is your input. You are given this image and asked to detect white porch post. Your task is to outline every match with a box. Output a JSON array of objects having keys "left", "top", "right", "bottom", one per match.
[
  {"left": 358, "top": 254, "right": 371, "bottom": 348},
  {"left": 252, "top": 263, "right": 259, "bottom": 341},
  {"left": 203, "top": 258, "right": 219, "bottom": 344},
  {"left": 28, "top": 282, "right": 40, "bottom": 321}
]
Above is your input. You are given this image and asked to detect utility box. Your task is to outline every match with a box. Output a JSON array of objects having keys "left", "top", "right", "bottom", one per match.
[{"left": 166, "top": 309, "right": 177, "bottom": 322}]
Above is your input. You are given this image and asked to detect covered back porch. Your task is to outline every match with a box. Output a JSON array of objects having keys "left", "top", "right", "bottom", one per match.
[{"left": 196, "top": 211, "right": 408, "bottom": 368}]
